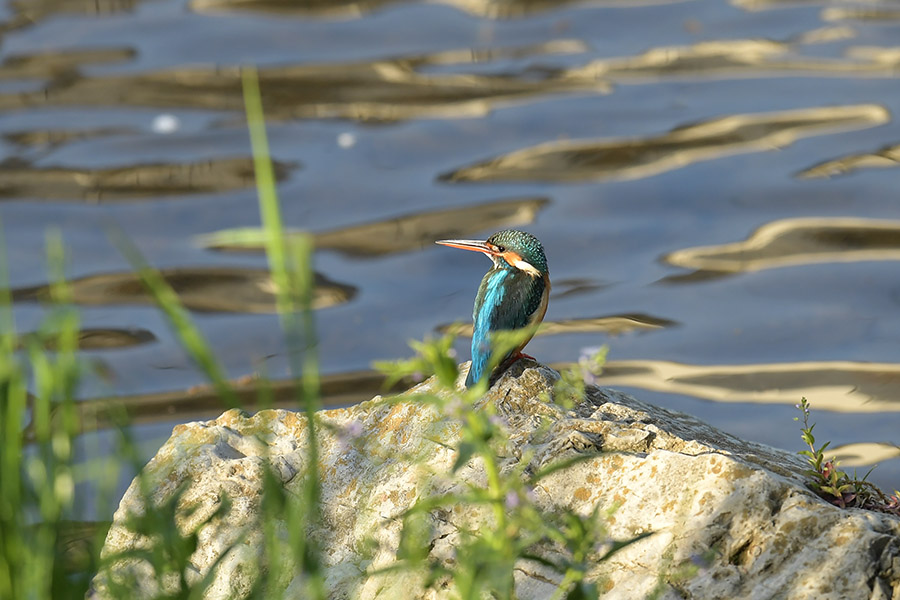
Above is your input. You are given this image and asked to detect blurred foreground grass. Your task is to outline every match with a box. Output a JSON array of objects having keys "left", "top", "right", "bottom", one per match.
[
  {"left": 0, "top": 66, "right": 324, "bottom": 600},
  {"left": 0, "top": 68, "right": 647, "bottom": 600}
]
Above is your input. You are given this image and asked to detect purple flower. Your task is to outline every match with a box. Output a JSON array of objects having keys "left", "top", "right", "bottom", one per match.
[
  {"left": 690, "top": 553, "right": 712, "bottom": 569},
  {"left": 504, "top": 490, "right": 520, "bottom": 509},
  {"left": 579, "top": 346, "right": 604, "bottom": 361},
  {"left": 447, "top": 398, "right": 463, "bottom": 414},
  {"left": 344, "top": 420, "right": 364, "bottom": 438},
  {"left": 488, "top": 414, "right": 506, "bottom": 428},
  {"left": 336, "top": 420, "right": 365, "bottom": 451}
]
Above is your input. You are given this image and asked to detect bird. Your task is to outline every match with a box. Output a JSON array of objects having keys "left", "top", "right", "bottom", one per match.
[{"left": 435, "top": 229, "right": 550, "bottom": 388}]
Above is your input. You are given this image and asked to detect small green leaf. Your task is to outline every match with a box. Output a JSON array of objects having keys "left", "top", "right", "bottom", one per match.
[
  {"left": 452, "top": 442, "right": 477, "bottom": 474},
  {"left": 597, "top": 531, "right": 654, "bottom": 562},
  {"left": 529, "top": 454, "right": 599, "bottom": 484},
  {"left": 565, "top": 580, "right": 599, "bottom": 600},
  {"left": 398, "top": 511, "right": 432, "bottom": 562}
]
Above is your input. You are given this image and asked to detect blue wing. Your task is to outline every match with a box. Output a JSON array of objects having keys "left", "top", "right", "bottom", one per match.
[
  {"left": 467, "top": 269, "right": 507, "bottom": 387},
  {"left": 466, "top": 268, "right": 545, "bottom": 388}
]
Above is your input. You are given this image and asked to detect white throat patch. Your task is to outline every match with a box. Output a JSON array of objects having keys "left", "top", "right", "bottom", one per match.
[{"left": 510, "top": 257, "right": 541, "bottom": 277}]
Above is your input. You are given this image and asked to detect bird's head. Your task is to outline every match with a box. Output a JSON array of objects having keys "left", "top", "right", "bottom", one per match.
[{"left": 436, "top": 229, "right": 548, "bottom": 277}]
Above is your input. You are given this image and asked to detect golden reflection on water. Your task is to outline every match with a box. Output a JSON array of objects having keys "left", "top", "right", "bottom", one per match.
[
  {"left": 440, "top": 105, "right": 889, "bottom": 183},
  {"left": 438, "top": 313, "right": 677, "bottom": 338},
  {"left": 47, "top": 370, "right": 411, "bottom": 436},
  {"left": 9, "top": 0, "right": 900, "bottom": 474},
  {"left": 61, "top": 359, "right": 900, "bottom": 438},
  {"left": 190, "top": 0, "right": 690, "bottom": 19},
  {"left": 5, "top": 0, "right": 145, "bottom": 31},
  {"left": 798, "top": 143, "right": 900, "bottom": 179},
  {"left": 439, "top": 0, "right": 691, "bottom": 18},
  {"left": 562, "top": 37, "right": 900, "bottom": 82},
  {"left": 734, "top": 0, "right": 900, "bottom": 22},
  {"left": 198, "top": 196, "right": 548, "bottom": 256},
  {"left": 823, "top": 7, "right": 900, "bottom": 22},
  {"left": 831, "top": 442, "right": 900, "bottom": 467},
  {"left": 5, "top": 127, "right": 135, "bottom": 147},
  {"left": 0, "top": 158, "right": 291, "bottom": 202},
  {"left": 664, "top": 217, "right": 900, "bottom": 275},
  {"left": 2, "top": 30, "right": 897, "bottom": 129},
  {"left": 189, "top": 0, "right": 401, "bottom": 18},
  {"left": 17, "top": 328, "right": 156, "bottom": 351},
  {"left": 789, "top": 26, "right": 856, "bottom": 44},
  {"left": 591, "top": 359, "right": 900, "bottom": 413},
  {"left": 847, "top": 46, "right": 900, "bottom": 67},
  {"left": 0, "top": 47, "right": 135, "bottom": 77},
  {"left": 11, "top": 267, "right": 355, "bottom": 313},
  {"left": 731, "top": 0, "right": 824, "bottom": 10},
  {"left": 0, "top": 41, "right": 604, "bottom": 122}
]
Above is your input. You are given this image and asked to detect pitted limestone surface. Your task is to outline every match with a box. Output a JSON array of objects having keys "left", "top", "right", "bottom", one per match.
[{"left": 92, "top": 360, "right": 900, "bottom": 600}]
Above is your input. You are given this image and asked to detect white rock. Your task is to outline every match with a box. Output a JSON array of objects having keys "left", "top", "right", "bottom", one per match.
[{"left": 91, "top": 361, "right": 900, "bottom": 599}]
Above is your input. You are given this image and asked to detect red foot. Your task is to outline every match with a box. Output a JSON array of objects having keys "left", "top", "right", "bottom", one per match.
[{"left": 490, "top": 351, "right": 538, "bottom": 384}]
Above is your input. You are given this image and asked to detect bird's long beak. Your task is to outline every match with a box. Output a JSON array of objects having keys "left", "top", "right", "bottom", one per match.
[{"left": 435, "top": 239, "right": 495, "bottom": 255}]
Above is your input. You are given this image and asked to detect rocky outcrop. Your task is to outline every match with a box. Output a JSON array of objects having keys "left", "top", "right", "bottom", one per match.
[{"left": 92, "top": 360, "right": 900, "bottom": 599}]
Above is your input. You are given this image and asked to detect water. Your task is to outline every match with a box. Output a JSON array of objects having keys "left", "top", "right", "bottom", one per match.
[{"left": 3, "top": 0, "right": 899, "bottom": 499}]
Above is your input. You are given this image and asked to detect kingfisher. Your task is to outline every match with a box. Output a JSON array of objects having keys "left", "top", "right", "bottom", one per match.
[{"left": 436, "top": 229, "right": 550, "bottom": 388}]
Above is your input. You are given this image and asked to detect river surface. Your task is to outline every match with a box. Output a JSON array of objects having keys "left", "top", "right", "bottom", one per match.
[{"left": 3, "top": 0, "right": 900, "bottom": 503}]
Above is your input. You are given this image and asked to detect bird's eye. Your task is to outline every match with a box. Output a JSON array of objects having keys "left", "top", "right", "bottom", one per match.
[{"left": 495, "top": 245, "right": 506, "bottom": 253}]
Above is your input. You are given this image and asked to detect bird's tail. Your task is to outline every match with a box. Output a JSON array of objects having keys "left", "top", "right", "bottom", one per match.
[{"left": 464, "top": 364, "right": 477, "bottom": 388}]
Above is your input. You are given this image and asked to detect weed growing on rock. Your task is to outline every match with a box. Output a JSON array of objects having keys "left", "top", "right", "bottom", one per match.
[
  {"left": 552, "top": 345, "right": 608, "bottom": 409},
  {"left": 376, "top": 337, "right": 649, "bottom": 599},
  {"left": 795, "top": 397, "right": 899, "bottom": 515}
]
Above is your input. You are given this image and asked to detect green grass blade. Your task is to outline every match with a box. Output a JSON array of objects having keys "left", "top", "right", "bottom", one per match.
[
  {"left": 242, "top": 66, "right": 293, "bottom": 317},
  {"left": 242, "top": 66, "right": 325, "bottom": 599},
  {"left": 110, "top": 229, "right": 237, "bottom": 408}
]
